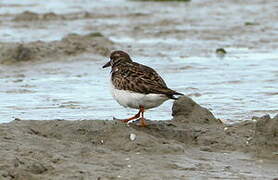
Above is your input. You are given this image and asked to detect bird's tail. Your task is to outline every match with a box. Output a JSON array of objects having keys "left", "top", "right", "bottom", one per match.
[{"left": 167, "top": 91, "right": 183, "bottom": 100}]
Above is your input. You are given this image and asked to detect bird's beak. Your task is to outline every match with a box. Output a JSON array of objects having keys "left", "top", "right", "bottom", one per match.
[{"left": 102, "top": 61, "right": 111, "bottom": 68}]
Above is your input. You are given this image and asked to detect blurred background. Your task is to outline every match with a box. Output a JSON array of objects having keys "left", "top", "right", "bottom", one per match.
[{"left": 0, "top": 0, "right": 277, "bottom": 123}]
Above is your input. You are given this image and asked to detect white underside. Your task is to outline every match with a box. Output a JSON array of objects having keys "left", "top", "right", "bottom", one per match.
[{"left": 109, "top": 80, "right": 169, "bottom": 109}]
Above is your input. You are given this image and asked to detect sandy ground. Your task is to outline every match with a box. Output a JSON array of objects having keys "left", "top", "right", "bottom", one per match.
[
  {"left": 0, "top": 96, "right": 277, "bottom": 179},
  {"left": 1, "top": 0, "right": 278, "bottom": 122}
]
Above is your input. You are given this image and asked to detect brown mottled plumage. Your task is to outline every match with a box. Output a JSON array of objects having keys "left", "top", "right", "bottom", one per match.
[
  {"left": 103, "top": 50, "right": 183, "bottom": 126},
  {"left": 105, "top": 51, "right": 182, "bottom": 99}
]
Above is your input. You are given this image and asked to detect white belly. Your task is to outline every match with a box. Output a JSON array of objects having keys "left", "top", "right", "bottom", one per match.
[{"left": 109, "top": 82, "right": 169, "bottom": 109}]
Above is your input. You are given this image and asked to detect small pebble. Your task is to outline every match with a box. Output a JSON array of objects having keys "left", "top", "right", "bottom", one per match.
[
  {"left": 200, "top": 146, "right": 212, "bottom": 152},
  {"left": 216, "top": 48, "right": 227, "bottom": 54},
  {"left": 215, "top": 48, "right": 227, "bottom": 58},
  {"left": 224, "top": 127, "right": 228, "bottom": 131},
  {"left": 130, "top": 133, "right": 136, "bottom": 141}
]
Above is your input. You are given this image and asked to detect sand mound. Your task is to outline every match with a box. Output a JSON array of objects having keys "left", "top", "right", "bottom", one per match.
[
  {"left": 12, "top": 11, "right": 115, "bottom": 22},
  {"left": 13, "top": 11, "right": 64, "bottom": 21},
  {"left": 0, "top": 32, "right": 114, "bottom": 64},
  {"left": 171, "top": 96, "right": 278, "bottom": 154},
  {"left": 172, "top": 96, "right": 219, "bottom": 124},
  {"left": 253, "top": 114, "right": 278, "bottom": 155}
]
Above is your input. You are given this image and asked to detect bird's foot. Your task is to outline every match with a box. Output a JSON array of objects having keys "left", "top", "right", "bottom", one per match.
[
  {"left": 113, "top": 117, "right": 127, "bottom": 122},
  {"left": 113, "top": 111, "right": 141, "bottom": 123},
  {"left": 138, "top": 117, "right": 148, "bottom": 127},
  {"left": 113, "top": 117, "right": 139, "bottom": 123},
  {"left": 113, "top": 117, "right": 148, "bottom": 127}
]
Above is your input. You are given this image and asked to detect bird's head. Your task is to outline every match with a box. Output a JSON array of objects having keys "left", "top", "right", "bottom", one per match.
[{"left": 102, "top": 50, "right": 132, "bottom": 68}]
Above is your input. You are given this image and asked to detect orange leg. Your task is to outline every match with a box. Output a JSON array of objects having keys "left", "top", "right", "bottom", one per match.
[
  {"left": 119, "top": 108, "right": 142, "bottom": 123},
  {"left": 116, "top": 106, "right": 147, "bottom": 127},
  {"left": 139, "top": 106, "right": 147, "bottom": 127}
]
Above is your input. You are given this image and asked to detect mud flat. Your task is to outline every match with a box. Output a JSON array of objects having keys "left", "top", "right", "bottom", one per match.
[
  {"left": 12, "top": 11, "right": 114, "bottom": 22},
  {"left": 0, "top": 32, "right": 113, "bottom": 64},
  {"left": 0, "top": 96, "right": 277, "bottom": 179}
]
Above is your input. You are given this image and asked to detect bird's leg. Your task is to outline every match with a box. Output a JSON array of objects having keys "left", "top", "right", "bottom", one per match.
[
  {"left": 139, "top": 106, "right": 147, "bottom": 127},
  {"left": 118, "top": 108, "right": 142, "bottom": 123}
]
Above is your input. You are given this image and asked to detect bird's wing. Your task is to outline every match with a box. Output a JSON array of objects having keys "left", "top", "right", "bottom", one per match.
[{"left": 112, "top": 62, "right": 182, "bottom": 97}]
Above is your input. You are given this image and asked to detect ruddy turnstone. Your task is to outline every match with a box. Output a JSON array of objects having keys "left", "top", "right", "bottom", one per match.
[{"left": 103, "top": 50, "right": 183, "bottom": 126}]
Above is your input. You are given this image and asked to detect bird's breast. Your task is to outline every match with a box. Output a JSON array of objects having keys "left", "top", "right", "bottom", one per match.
[{"left": 109, "top": 79, "right": 169, "bottom": 109}]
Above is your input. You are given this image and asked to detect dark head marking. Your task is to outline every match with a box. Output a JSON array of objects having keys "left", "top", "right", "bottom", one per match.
[{"left": 103, "top": 50, "right": 132, "bottom": 68}]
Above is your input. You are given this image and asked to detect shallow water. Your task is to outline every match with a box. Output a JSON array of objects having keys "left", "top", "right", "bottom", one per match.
[
  {"left": 0, "top": 0, "right": 277, "bottom": 123},
  {"left": 1, "top": 50, "right": 277, "bottom": 123}
]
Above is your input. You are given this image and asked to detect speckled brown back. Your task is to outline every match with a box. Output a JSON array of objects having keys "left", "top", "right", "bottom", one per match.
[{"left": 111, "top": 61, "right": 182, "bottom": 98}]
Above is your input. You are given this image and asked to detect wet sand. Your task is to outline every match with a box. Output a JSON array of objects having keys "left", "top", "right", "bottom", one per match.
[
  {"left": 0, "top": 97, "right": 277, "bottom": 179},
  {"left": 1, "top": 0, "right": 278, "bottom": 122}
]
